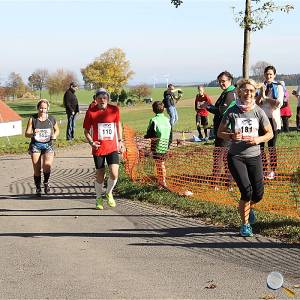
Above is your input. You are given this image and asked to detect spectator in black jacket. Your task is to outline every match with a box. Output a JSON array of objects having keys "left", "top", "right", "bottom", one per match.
[{"left": 63, "top": 82, "right": 79, "bottom": 140}]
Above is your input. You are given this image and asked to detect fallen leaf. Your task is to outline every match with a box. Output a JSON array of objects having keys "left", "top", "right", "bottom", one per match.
[
  {"left": 259, "top": 294, "right": 276, "bottom": 299},
  {"left": 282, "top": 287, "right": 296, "bottom": 298},
  {"left": 205, "top": 281, "right": 217, "bottom": 289}
]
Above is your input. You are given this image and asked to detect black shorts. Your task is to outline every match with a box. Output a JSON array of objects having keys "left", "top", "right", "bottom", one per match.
[
  {"left": 93, "top": 151, "right": 120, "bottom": 169},
  {"left": 196, "top": 115, "right": 208, "bottom": 127},
  {"left": 153, "top": 152, "right": 167, "bottom": 161}
]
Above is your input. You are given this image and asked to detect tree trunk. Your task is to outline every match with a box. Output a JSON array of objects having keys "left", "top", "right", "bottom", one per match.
[{"left": 242, "top": 0, "right": 251, "bottom": 79}]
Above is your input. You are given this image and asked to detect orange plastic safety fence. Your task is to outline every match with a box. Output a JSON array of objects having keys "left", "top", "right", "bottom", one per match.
[{"left": 122, "top": 125, "right": 300, "bottom": 219}]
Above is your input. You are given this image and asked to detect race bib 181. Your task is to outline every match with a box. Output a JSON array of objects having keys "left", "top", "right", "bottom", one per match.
[{"left": 235, "top": 118, "right": 259, "bottom": 137}]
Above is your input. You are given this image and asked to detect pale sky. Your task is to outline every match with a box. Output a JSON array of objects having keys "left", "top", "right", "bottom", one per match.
[{"left": 0, "top": 0, "right": 299, "bottom": 85}]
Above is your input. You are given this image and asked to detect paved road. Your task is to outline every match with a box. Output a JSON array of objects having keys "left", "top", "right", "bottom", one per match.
[{"left": 0, "top": 144, "right": 299, "bottom": 299}]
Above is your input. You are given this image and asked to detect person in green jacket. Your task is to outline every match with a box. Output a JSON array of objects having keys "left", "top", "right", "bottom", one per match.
[{"left": 144, "top": 101, "right": 172, "bottom": 188}]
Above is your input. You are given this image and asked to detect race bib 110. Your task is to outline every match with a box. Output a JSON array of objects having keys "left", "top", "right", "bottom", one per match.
[{"left": 98, "top": 122, "right": 115, "bottom": 141}]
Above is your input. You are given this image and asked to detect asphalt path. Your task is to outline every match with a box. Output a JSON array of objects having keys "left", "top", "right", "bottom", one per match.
[{"left": 0, "top": 144, "right": 299, "bottom": 299}]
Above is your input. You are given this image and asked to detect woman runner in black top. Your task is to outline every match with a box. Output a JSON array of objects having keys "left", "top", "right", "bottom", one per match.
[{"left": 25, "top": 99, "right": 60, "bottom": 196}]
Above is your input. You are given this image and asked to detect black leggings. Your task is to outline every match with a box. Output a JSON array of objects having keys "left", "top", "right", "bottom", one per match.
[
  {"left": 297, "top": 107, "right": 300, "bottom": 129},
  {"left": 281, "top": 116, "right": 290, "bottom": 132},
  {"left": 227, "top": 154, "right": 264, "bottom": 203}
]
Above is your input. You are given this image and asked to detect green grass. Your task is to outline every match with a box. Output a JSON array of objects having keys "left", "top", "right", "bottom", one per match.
[
  {"left": 2, "top": 86, "right": 300, "bottom": 152},
  {"left": 116, "top": 165, "right": 300, "bottom": 244}
]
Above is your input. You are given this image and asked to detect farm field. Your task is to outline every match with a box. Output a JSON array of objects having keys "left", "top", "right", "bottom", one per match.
[{"left": 1, "top": 86, "right": 300, "bottom": 153}]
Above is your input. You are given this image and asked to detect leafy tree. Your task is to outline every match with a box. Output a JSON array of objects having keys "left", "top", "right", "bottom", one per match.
[
  {"left": 81, "top": 48, "right": 134, "bottom": 94},
  {"left": 110, "top": 91, "right": 119, "bottom": 102},
  {"left": 251, "top": 61, "right": 271, "bottom": 78},
  {"left": 46, "top": 69, "right": 77, "bottom": 102},
  {"left": 233, "top": 0, "right": 294, "bottom": 78},
  {"left": 171, "top": 1, "right": 294, "bottom": 78},
  {"left": 6, "top": 72, "right": 28, "bottom": 99},
  {"left": 118, "top": 89, "right": 128, "bottom": 105},
  {"left": 129, "top": 84, "right": 151, "bottom": 102},
  {"left": 28, "top": 69, "right": 49, "bottom": 98}
]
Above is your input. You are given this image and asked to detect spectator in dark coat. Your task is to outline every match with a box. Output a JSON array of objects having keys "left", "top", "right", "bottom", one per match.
[{"left": 63, "top": 82, "right": 79, "bottom": 140}]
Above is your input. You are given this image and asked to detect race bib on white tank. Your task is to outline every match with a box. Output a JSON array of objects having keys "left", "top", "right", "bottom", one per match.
[
  {"left": 235, "top": 118, "right": 259, "bottom": 138},
  {"left": 34, "top": 128, "right": 52, "bottom": 142},
  {"left": 98, "top": 122, "right": 115, "bottom": 141}
]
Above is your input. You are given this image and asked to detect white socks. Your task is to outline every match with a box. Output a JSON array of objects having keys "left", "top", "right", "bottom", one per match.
[
  {"left": 95, "top": 181, "right": 104, "bottom": 198},
  {"left": 106, "top": 178, "right": 117, "bottom": 195}
]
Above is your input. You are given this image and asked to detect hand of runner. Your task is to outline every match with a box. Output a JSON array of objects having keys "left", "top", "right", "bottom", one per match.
[
  {"left": 243, "top": 136, "right": 258, "bottom": 145},
  {"left": 92, "top": 141, "right": 101, "bottom": 149},
  {"left": 119, "top": 141, "right": 125, "bottom": 153},
  {"left": 231, "top": 131, "right": 243, "bottom": 141}
]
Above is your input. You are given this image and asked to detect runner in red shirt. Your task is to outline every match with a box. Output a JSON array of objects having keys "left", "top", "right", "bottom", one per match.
[
  {"left": 83, "top": 89, "right": 125, "bottom": 210},
  {"left": 194, "top": 85, "right": 212, "bottom": 141}
]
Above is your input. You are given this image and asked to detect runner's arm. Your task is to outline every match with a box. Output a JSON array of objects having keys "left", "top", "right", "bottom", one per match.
[
  {"left": 84, "top": 128, "right": 93, "bottom": 145},
  {"left": 25, "top": 117, "right": 34, "bottom": 138},
  {"left": 117, "top": 121, "right": 125, "bottom": 152},
  {"left": 52, "top": 122, "right": 60, "bottom": 140}
]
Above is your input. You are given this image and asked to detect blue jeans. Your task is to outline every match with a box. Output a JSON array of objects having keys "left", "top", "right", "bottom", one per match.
[
  {"left": 66, "top": 113, "right": 76, "bottom": 140},
  {"left": 167, "top": 106, "right": 178, "bottom": 126}
]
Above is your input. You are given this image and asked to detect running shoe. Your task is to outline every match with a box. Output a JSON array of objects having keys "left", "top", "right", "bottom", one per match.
[
  {"left": 36, "top": 187, "right": 42, "bottom": 197},
  {"left": 96, "top": 197, "right": 104, "bottom": 210},
  {"left": 44, "top": 183, "right": 50, "bottom": 194},
  {"left": 266, "top": 171, "right": 275, "bottom": 180},
  {"left": 240, "top": 224, "right": 253, "bottom": 237},
  {"left": 249, "top": 208, "right": 256, "bottom": 225},
  {"left": 106, "top": 193, "right": 116, "bottom": 208}
]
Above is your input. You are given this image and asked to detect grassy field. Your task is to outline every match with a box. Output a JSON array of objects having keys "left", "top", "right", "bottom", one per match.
[{"left": 1, "top": 86, "right": 300, "bottom": 153}]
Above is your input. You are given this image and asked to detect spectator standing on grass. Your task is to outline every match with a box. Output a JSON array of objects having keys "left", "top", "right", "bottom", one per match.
[
  {"left": 144, "top": 101, "right": 171, "bottom": 189},
  {"left": 292, "top": 82, "right": 300, "bottom": 131},
  {"left": 279, "top": 81, "right": 292, "bottom": 133},
  {"left": 83, "top": 89, "right": 125, "bottom": 210},
  {"left": 194, "top": 85, "right": 212, "bottom": 141},
  {"left": 162, "top": 83, "right": 182, "bottom": 127},
  {"left": 256, "top": 66, "right": 284, "bottom": 180},
  {"left": 25, "top": 99, "right": 60, "bottom": 197},
  {"left": 218, "top": 78, "right": 273, "bottom": 237},
  {"left": 203, "top": 71, "right": 237, "bottom": 188},
  {"left": 63, "top": 81, "right": 79, "bottom": 141}
]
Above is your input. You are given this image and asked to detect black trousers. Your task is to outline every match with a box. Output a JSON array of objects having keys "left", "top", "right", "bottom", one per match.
[
  {"left": 227, "top": 154, "right": 264, "bottom": 203},
  {"left": 260, "top": 118, "right": 278, "bottom": 172},
  {"left": 281, "top": 116, "right": 290, "bottom": 132}
]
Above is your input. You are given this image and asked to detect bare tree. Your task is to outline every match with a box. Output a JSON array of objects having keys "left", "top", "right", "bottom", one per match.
[
  {"left": 46, "top": 69, "right": 77, "bottom": 103},
  {"left": 28, "top": 69, "right": 49, "bottom": 98},
  {"left": 251, "top": 60, "right": 271, "bottom": 78}
]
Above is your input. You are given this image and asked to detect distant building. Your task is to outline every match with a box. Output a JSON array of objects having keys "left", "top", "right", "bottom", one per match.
[{"left": 0, "top": 100, "right": 22, "bottom": 137}]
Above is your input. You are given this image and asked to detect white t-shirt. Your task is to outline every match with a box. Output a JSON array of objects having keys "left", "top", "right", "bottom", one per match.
[{"left": 260, "top": 83, "right": 283, "bottom": 131}]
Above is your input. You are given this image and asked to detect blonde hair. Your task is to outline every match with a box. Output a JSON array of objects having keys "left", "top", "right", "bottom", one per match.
[{"left": 236, "top": 78, "right": 262, "bottom": 90}]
